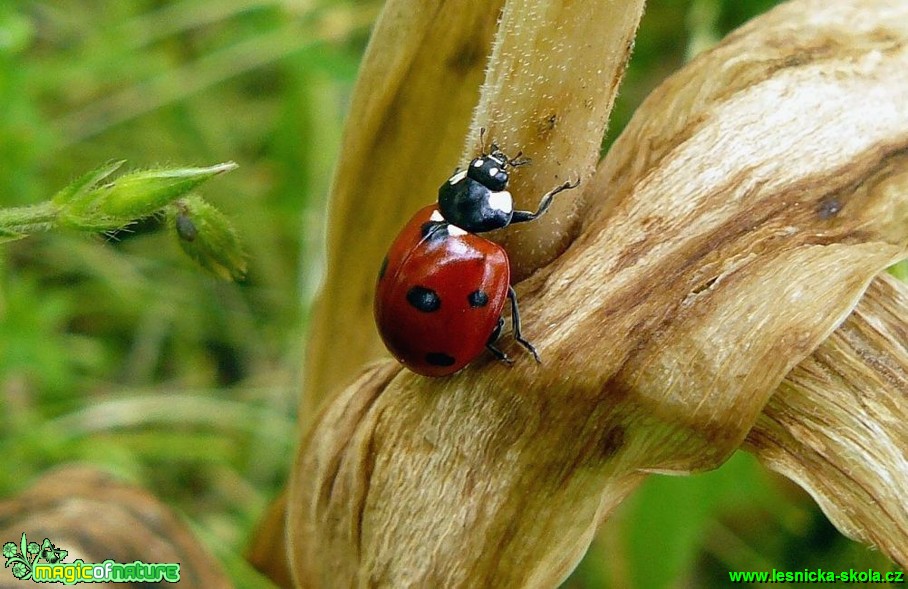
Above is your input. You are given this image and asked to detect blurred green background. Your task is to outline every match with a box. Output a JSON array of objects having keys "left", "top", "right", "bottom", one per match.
[{"left": 0, "top": 0, "right": 900, "bottom": 587}]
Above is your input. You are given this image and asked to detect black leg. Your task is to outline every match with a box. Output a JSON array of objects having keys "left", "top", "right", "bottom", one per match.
[
  {"left": 486, "top": 317, "right": 512, "bottom": 364},
  {"left": 510, "top": 179, "right": 580, "bottom": 224},
  {"left": 508, "top": 152, "right": 531, "bottom": 168},
  {"left": 486, "top": 341, "right": 512, "bottom": 364},
  {"left": 508, "top": 286, "right": 540, "bottom": 363}
]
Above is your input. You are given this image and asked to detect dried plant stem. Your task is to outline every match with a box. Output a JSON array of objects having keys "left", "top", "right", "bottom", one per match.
[{"left": 468, "top": 0, "right": 647, "bottom": 277}]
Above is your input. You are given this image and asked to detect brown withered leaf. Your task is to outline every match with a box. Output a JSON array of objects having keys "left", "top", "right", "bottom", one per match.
[
  {"left": 747, "top": 273, "right": 908, "bottom": 566},
  {"left": 0, "top": 467, "right": 230, "bottom": 588},
  {"left": 287, "top": 0, "right": 908, "bottom": 586}
]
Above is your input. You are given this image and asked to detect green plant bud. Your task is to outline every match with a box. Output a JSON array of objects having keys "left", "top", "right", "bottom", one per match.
[
  {"left": 173, "top": 196, "right": 246, "bottom": 281},
  {"left": 98, "top": 162, "right": 237, "bottom": 220}
]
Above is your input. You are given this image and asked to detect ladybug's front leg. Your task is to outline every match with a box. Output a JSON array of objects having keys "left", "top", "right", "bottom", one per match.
[{"left": 510, "top": 179, "right": 580, "bottom": 224}]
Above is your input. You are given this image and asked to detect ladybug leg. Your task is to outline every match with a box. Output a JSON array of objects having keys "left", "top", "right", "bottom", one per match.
[
  {"left": 507, "top": 152, "right": 531, "bottom": 168},
  {"left": 507, "top": 286, "right": 541, "bottom": 363},
  {"left": 510, "top": 178, "right": 581, "bottom": 224},
  {"left": 486, "top": 316, "right": 513, "bottom": 365}
]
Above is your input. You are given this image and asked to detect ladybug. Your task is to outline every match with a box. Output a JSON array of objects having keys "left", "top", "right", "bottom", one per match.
[{"left": 374, "top": 143, "right": 577, "bottom": 377}]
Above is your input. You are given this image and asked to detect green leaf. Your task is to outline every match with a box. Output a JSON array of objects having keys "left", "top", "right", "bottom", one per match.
[
  {"left": 51, "top": 160, "right": 126, "bottom": 208},
  {"left": 622, "top": 453, "right": 776, "bottom": 589}
]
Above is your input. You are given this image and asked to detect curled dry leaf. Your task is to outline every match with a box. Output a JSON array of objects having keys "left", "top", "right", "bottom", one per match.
[
  {"left": 0, "top": 467, "right": 230, "bottom": 588},
  {"left": 287, "top": 0, "right": 908, "bottom": 586},
  {"left": 747, "top": 273, "right": 908, "bottom": 566}
]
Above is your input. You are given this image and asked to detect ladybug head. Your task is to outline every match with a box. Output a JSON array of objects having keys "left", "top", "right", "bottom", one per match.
[
  {"left": 438, "top": 144, "right": 530, "bottom": 234},
  {"left": 466, "top": 147, "right": 522, "bottom": 192}
]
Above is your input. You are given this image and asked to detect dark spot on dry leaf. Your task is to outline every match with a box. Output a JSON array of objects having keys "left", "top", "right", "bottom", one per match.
[
  {"left": 598, "top": 425, "right": 626, "bottom": 460},
  {"left": 447, "top": 41, "right": 485, "bottom": 74},
  {"left": 538, "top": 113, "right": 558, "bottom": 135},
  {"left": 817, "top": 197, "right": 842, "bottom": 219},
  {"left": 692, "top": 275, "right": 719, "bottom": 295}
]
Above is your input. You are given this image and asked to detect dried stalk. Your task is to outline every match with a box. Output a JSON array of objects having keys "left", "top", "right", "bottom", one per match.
[
  {"left": 467, "top": 0, "right": 647, "bottom": 278},
  {"left": 287, "top": 0, "right": 908, "bottom": 586}
]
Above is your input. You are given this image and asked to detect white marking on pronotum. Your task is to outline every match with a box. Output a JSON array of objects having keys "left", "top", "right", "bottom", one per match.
[
  {"left": 488, "top": 167, "right": 499, "bottom": 177},
  {"left": 430, "top": 210, "right": 444, "bottom": 222},
  {"left": 448, "top": 170, "right": 467, "bottom": 184},
  {"left": 448, "top": 224, "right": 468, "bottom": 236},
  {"left": 473, "top": 159, "right": 484, "bottom": 167},
  {"left": 488, "top": 191, "right": 513, "bottom": 213}
]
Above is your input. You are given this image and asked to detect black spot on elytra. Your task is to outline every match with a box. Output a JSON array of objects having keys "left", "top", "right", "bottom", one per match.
[
  {"left": 406, "top": 286, "right": 441, "bottom": 312},
  {"left": 425, "top": 352, "right": 455, "bottom": 367},
  {"left": 468, "top": 290, "right": 489, "bottom": 307},
  {"left": 377, "top": 256, "right": 388, "bottom": 281}
]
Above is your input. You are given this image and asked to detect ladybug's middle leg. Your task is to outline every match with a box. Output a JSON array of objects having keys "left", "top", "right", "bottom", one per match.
[
  {"left": 507, "top": 286, "right": 541, "bottom": 363},
  {"left": 486, "top": 317, "right": 513, "bottom": 365}
]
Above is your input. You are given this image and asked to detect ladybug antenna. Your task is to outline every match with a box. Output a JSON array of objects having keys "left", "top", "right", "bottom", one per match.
[{"left": 478, "top": 127, "right": 487, "bottom": 155}]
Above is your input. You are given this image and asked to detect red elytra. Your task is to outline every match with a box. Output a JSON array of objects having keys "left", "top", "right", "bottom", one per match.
[{"left": 374, "top": 205, "right": 510, "bottom": 377}]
